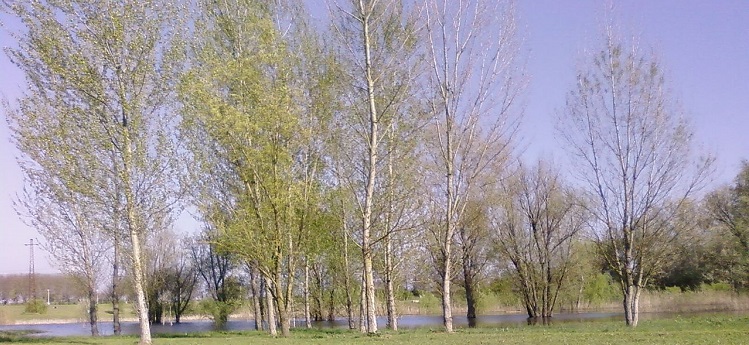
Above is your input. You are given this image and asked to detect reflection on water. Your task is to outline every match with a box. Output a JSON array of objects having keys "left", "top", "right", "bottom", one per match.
[
  {"left": 1, "top": 311, "right": 742, "bottom": 337},
  {"left": 0, "top": 319, "right": 259, "bottom": 337}
]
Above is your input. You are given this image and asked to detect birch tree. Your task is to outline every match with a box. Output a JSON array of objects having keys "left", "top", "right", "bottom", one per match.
[
  {"left": 5, "top": 1, "right": 183, "bottom": 343},
  {"left": 558, "top": 29, "right": 712, "bottom": 327},
  {"left": 423, "top": 0, "right": 523, "bottom": 332},
  {"left": 328, "top": 0, "right": 423, "bottom": 332},
  {"left": 379, "top": 99, "right": 427, "bottom": 331}
]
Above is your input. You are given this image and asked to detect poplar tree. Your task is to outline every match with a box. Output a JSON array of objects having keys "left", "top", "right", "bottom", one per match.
[
  {"left": 328, "top": 0, "right": 422, "bottom": 332},
  {"left": 423, "top": 0, "right": 523, "bottom": 332},
  {"left": 180, "top": 0, "right": 332, "bottom": 336},
  {"left": 5, "top": 2, "right": 183, "bottom": 343}
]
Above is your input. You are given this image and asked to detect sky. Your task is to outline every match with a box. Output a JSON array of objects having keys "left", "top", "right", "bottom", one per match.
[{"left": 0, "top": 0, "right": 747, "bottom": 275}]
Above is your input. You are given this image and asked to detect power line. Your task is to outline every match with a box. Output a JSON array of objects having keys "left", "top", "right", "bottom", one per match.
[{"left": 25, "top": 238, "right": 39, "bottom": 301}]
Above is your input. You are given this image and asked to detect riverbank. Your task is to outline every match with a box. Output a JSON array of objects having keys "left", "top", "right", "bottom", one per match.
[
  {"left": 1, "top": 314, "right": 747, "bottom": 345},
  {"left": 3, "top": 289, "right": 746, "bottom": 326}
]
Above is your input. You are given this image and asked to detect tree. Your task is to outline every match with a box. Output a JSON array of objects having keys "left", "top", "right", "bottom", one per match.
[
  {"left": 142, "top": 229, "right": 197, "bottom": 324},
  {"left": 14, "top": 185, "right": 108, "bottom": 335},
  {"left": 558, "top": 28, "right": 713, "bottom": 327},
  {"left": 244, "top": 262, "right": 265, "bottom": 331},
  {"left": 5, "top": 2, "right": 183, "bottom": 343},
  {"left": 456, "top": 198, "right": 492, "bottom": 320},
  {"left": 165, "top": 241, "right": 198, "bottom": 324},
  {"left": 706, "top": 161, "right": 749, "bottom": 287},
  {"left": 491, "top": 162, "right": 585, "bottom": 318},
  {"left": 180, "top": 0, "right": 332, "bottom": 336},
  {"left": 190, "top": 231, "right": 238, "bottom": 326},
  {"left": 379, "top": 95, "right": 426, "bottom": 331},
  {"left": 328, "top": 0, "right": 423, "bottom": 333},
  {"left": 108, "top": 193, "right": 124, "bottom": 335},
  {"left": 708, "top": 162, "right": 749, "bottom": 254},
  {"left": 144, "top": 231, "right": 171, "bottom": 325},
  {"left": 422, "top": 0, "right": 523, "bottom": 332}
]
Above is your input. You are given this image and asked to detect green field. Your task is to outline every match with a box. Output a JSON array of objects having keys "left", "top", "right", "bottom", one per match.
[
  {"left": 1, "top": 315, "right": 748, "bottom": 345},
  {"left": 0, "top": 303, "right": 137, "bottom": 324}
]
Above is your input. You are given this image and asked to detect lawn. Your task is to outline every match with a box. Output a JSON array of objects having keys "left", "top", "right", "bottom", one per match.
[
  {"left": 0, "top": 303, "right": 136, "bottom": 324},
  {"left": 1, "top": 315, "right": 747, "bottom": 345}
]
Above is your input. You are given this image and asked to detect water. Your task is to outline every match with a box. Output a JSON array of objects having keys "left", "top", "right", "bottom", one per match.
[
  {"left": 4, "top": 311, "right": 744, "bottom": 337},
  {"left": 0, "top": 312, "right": 626, "bottom": 337}
]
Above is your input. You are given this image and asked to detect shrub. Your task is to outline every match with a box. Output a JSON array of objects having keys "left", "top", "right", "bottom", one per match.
[
  {"left": 24, "top": 299, "right": 48, "bottom": 314},
  {"left": 583, "top": 273, "right": 620, "bottom": 306},
  {"left": 197, "top": 299, "right": 238, "bottom": 326},
  {"left": 702, "top": 282, "right": 733, "bottom": 292}
]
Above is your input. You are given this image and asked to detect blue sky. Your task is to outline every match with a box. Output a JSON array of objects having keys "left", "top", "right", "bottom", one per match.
[{"left": 1, "top": 0, "right": 747, "bottom": 274}]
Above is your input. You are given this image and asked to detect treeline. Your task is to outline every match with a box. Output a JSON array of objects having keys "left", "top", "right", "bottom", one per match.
[
  {"left": 0, "top": 274, "right": 82, "bottom": 304},
  {"left": 3, "top": 1, "right": 747, "bottom": 344}
]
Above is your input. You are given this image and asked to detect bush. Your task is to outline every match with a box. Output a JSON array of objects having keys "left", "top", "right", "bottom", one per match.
[
  {"left": 413, "top": 292, "right": 440, "bottom": 314},
  {"left": 702, "top": 282, "right": 733, "bottom": 292},
  {"left": 197, "top": 299, "right": 238, "bottom": 326},
  {"left": 583, "top": 273, "right": 620, "bottom": 306},
  {"left": 24, "top": 299, "right": 48, "bottom": 314}
]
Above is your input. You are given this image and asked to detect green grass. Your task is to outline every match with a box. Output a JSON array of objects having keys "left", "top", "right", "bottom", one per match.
[
  {"left": 1, "top": 315, "right": 747, "bottom": 345},
  {"left": 0, "top": 304, "right": 137, "bottom": 324}
]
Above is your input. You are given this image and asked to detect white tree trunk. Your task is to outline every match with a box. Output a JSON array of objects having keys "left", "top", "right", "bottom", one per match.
[
  {"left": 385, "top": 236, "right": 397, "bottom": 330},
  {"left": 129, "top": 225, "right": 151, "bottom": 344},
  {"left": 361, "top": 3, "right": 380, "bottom": 334},
  {"left": 304, "top": 260, "right": 312, "bottom": 328},
  {"left": 359, "top": 275, "right": 366, "bottom": 333},
  {"left": 441, "top": 250, "right": 454, "bottom": 332},
  {"left": 265, "top": 276, "right": 277, "bottom": 336},
  {"left": 124, "top": 131, "right": 151, "bottom": 345}
]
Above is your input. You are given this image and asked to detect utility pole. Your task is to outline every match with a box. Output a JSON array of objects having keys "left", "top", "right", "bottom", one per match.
[{"left": 25, "top": 238, "right": 39, "bottom": 301}]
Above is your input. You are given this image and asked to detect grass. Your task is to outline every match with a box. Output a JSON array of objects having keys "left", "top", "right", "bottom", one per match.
[
  {"left": 1, "top": 315, "right": 747, "bottom": 345},
  {"left": 0, "top": 304, "right": 137, "bottom": 324}
]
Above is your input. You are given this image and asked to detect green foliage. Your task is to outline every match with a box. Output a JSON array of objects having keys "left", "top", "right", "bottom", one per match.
[
  {"left": 197, "top": 299, "right": 240, "bottom": 326},
  {"left": 706, "top": 161, "right": 749, "bottom": 290},
  {"left": 702, "top": 282, "right": 733, "bottom": 292},
  {"left": 24, "top": 299, "right": 48, "bottom": 314},
  {"left": 471, "top": 289, "right": 496, "bottom": 314},
  {"left": 486, "top": 276, "right": 522, "bottom": 308},
  {"left": 583, "top": 273, "right": 620, "bottom": 306},
  {"left": 414, "top": 292, "right": 440, "bottom": 312}
]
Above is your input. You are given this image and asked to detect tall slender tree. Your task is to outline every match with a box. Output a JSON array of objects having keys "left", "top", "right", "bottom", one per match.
[
  {"left": 5, "top": 1, "right": 184, "bottom": 343},
  {"left": 422, "top": 0, "right": 523, "bottom": 332},
  {"left": 328, "top": 0, "right": 422, "bottom": 332}
]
